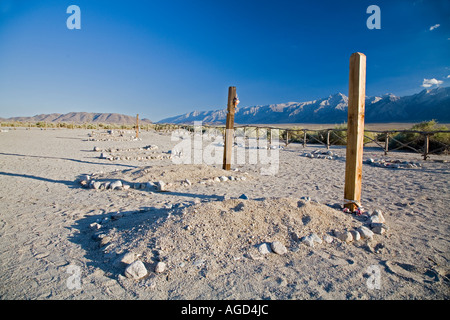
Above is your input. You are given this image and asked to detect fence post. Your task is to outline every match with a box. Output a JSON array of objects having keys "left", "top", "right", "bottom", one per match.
[
  {"left": 285, "top": 130, "right": 289, "bottom": 146},
  {"left": 223, "top": 86, "right": 237, "bottom": 170},
  {"left": 344, "top": 52, "right": 366, "bottom": 212},
  {"left": 326, "top": 130, "right": 331, "bottom": 149},
  {"left": 384, "top": 132, "right": 389, "bottom": 155},
  {"left": 423, "top": 133, "right": 430, "bottom": 160},
  {"left": 136, "top": 114, "right": 139, "bottom": 138},
  {"left": 303, "top": 129, "right": 307, "bottom": 148}
]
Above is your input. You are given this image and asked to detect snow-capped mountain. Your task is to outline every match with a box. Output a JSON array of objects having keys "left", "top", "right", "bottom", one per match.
[{"left": 158, "top": 87, "right": 450, "bottom": 124}]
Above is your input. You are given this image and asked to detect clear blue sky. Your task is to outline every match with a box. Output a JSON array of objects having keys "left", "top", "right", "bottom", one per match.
[{"left": 0, "top": 0, "right": 449, "bottom": 121}]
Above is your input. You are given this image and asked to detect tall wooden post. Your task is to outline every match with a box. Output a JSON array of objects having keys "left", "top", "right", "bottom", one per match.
[
  {"left": 223, "top": 86, "right": 238, "bottom": 170},
  {"left": 423, "top": 134, "right": 430, "bottom": 160},
  {"left": 136, "top": 114, "right": 139, "bottom": 138},
  {"left": 384, "top": 132, "right": 389, "bottom": 155},
  {"left": 344, "top": 52, "right": 366, "bottom": 212},
  {"left": 326, "top": 130, "right": 331, "bottom": 149},
  {"left": 303, "top": 129, "right": 307, "bottom": 148}
]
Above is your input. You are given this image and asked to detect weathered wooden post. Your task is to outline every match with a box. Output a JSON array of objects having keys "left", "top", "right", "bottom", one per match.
[
  {"left": 136, "top": 114, "right": 139, "bottom": 138},
  {"left": 326, "top": 130, "right": 331, "bottom": 149},
  {"left": 303, "top": 129, "right": 307, "bottom": 148},
  {"left": 423, "top": 133, "right": 430, "bottom": 160},
  {"left": 384, "top": 132, "right": 389, "bottom": 155},
  {"left": 344, "top": 52, "right": 366, "bottom": 212},
  {"left": 223, "top": 86, "right": 238, "bottom": 170}
]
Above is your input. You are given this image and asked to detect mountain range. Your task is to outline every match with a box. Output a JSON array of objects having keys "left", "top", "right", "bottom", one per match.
[
  {"left": 158, "top": 87, "right": 450, "bottom": 124},
  {"left": 0, "top": 112, "right": 152, "bottom": 125}
]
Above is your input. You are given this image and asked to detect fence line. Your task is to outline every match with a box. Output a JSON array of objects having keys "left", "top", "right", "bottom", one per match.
[
  {"left": 2, "top": 121, "right": 449, "bottom": 160},
  {"left": 155, "top": 123, "right": 450, "bottom": 160}
]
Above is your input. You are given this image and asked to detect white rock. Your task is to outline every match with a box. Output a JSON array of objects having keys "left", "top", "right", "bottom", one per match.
[
  {"left": 156, "top": 181, "right": 166, "bottom": 191},
  {"left": 369, "top": 215, "right": 383, "bottom": 224},
  {"left": 323, "top": 234, "right": 334, "bottom": 244},
  {"left": 372, "top": 225, "right": 386, "bottom": 235},
  {"left": 89, "top": 222, "right": 101, "bottom": 230},
  {"left": 146, "top": 182, "right": 156, "bottom": 190},
  {"left": 271, "top": 241, "right": 287, "bottom": 255},
  {"left": 310, "top": 233, "right": 322, "bottom": 244},
  {"left": 357, "top": 226, "right": 374, "bottom": 240},
  {"left": 370, "top": 210, "right": 385, "bottom": 223},
  {"left": 124, "top": 260, "right": 147, "bottom": 279},
  {"left": 302, "top": 233, "right": 323, "bottom": 247},
  {"left": 350, "top": 230, "right": 361, "bottom": 241},
  {"left": 258, "top": 243, "right": 273, "bottom": 255},
  {"left": 92, "top": 181, "right": 102, "bottom": 190},
  {"left": 120, "top": 252, "right": 139, "bottom": 265},
  {"left": 213, "top": 177, "right": 221, "bottom": 182},
  {"left": 110, "top": 180, "right": 123, "bottom": 190},
  {"left": 334, "top": 230, "right": 353, "bottom": 242},
  {"left": 155, "top": 262, "right": 166, "bottom": 273},
  {"left": 219, "top": 176, "right": 228, "bottom": 182}
]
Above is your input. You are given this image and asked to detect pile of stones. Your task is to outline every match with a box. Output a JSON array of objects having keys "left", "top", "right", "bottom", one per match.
[
  {"left": 99, "top": 153, "right": 171, "bottom": 161},
  {"left": 332, "top": 209, "right": 387, "bottom": 244},
  {"left": 365, "top": 158, "right": 422, "bottom": 169},
  {"left": 300, "top": 149, "right": 340, "bottom": 160},
  {"left": 93, "top": 145, "right": 158, "bottom": 153},
  {"left": 77, "top": 174, "right": 247, "bottom": 192}
]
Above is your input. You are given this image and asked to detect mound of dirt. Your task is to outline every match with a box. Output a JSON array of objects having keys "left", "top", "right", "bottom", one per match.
[
  {"left": 81, "top": 164, "right": 252, "bottom": 191},
  {"left": 100, "top": 197, "right": 365, "bottom": 282}
]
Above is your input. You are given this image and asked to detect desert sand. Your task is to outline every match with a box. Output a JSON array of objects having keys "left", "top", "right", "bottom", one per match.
[{"left": 0, "top": 127, "right": 449, "bottom": 300}]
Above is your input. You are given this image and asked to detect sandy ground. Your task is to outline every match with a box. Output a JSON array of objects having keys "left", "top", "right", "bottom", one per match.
[{"left": 0, "top": 128, "right": 449, "bottom": 300}]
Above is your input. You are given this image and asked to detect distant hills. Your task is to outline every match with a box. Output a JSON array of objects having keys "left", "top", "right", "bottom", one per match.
[
  {"left": 158, "top": 87, "right": 450, "bottom": 125},
  {"left": 0, "top": 112, "right": 152, "bottom": 125}
]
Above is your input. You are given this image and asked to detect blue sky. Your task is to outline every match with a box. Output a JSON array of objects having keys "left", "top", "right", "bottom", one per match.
[{"left": 0, "top": 0, "right": 449, "bottom": 121}]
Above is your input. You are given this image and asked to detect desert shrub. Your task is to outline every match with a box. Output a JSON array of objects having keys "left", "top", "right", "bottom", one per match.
[
  {"left": 282, "top": 128, "right": 304, "bottom": 143},
  {"left": 389, "top": 120, "right": 450, "bottom": 153},
  {"left": 302, "top": 124, "right": 374, "bottom": 146}
]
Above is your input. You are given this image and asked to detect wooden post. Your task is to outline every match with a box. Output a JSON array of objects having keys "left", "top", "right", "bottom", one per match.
[
  {"left": 423, "top": 134, "right": 430, "bottom": 160},
  {"left": 136, "top": 114, "right": 139, "bottom": 138},
  {"left": 223, "top": 86, "right": 237, "bottom": 170},
  {"left": 326, "top": 130, "right": 331, "bottom": 149},
  {"left": 344, "top": 52, "right": 366, "bottom": 212},
  {"left": 384, "top": 132, "right": 389, "bottom": 155},
  {"left": 303, "top": 129, "right": 307, "bottom": 148}
]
